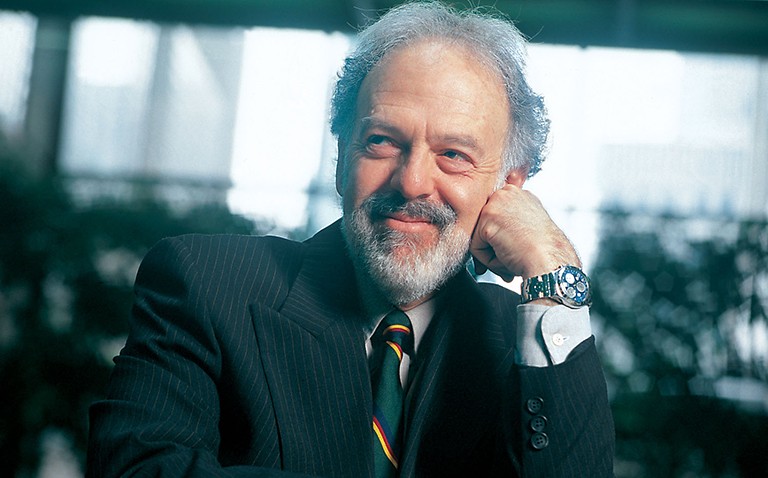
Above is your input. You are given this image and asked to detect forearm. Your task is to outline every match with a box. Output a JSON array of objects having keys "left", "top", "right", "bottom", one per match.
[{"left": 508, "top": 338, "right": 615, "bottom": 477}]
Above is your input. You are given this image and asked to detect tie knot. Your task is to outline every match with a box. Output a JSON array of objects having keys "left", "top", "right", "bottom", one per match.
[{"left": 374, "top": 309, "right": 414, "bottom": 357}]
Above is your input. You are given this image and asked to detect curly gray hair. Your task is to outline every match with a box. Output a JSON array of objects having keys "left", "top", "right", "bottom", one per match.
[{"left": 330, "top": 1, "right": 549, "bottom": 181}]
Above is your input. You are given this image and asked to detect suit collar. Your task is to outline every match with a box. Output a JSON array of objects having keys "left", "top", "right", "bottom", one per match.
[
  {"left": 278, "top": 220, "right": 368, "bottom": 335},
  {"left": 249, "top": 221, "right": 374, "bottom": 476}
]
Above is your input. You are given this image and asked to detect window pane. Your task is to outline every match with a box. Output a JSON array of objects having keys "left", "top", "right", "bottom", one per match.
[
  {"left": 525, "top": 46, "right": 767, "bottom": 267},
  {"left": 59, "top": 17, "right": 158, "bottom": 175},
  {"left": 227, "top": 27, "right": 351, "bottom": 231},
  {"left": 60, "top": 17, "right": 245, "bottom": 185},
  {"left": 0, "top": 11, "right": 36, "bottom": 142}
]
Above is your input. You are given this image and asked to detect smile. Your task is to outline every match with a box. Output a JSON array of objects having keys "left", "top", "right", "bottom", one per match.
[
  {"left": 383, "top": 211, "right": 431, "bottom": 223},
  {"left": 362, "top": 192, "right": 458, "bottom": 235},
  {"left": 376, "top": 212, "right": 437, "bottom": 235}
]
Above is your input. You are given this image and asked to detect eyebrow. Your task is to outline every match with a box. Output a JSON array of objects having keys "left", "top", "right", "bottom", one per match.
[
  {"left": 358, "top": 117, "right": 402, "bottom": 138},
  {"left": 359, "top": 117, "right": 485, "bottom": 155},
  {"left": 438, "top": 134, "right": 482, "bottom": 155}
]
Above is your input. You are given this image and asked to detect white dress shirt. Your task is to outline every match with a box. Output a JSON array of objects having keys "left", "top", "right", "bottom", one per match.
[{"left": 364, "top": 292, "right": 592, "bottom": 386}]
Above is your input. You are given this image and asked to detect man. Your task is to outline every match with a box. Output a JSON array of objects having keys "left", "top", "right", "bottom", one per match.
[{"left": 87, "top": 2, "right": 614, "bottom": 477}]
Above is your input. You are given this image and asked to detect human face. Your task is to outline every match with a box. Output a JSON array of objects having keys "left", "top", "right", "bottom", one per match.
[{"left": 338, "top": 40, "right": 512, "bottom": 306}]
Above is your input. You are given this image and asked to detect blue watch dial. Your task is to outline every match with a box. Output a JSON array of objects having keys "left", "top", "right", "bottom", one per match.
[{"left": 556, "top": 265, "right": 592, "bottom": 307}]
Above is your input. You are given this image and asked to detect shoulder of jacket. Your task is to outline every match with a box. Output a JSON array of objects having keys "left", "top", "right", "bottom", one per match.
[
  {"left": 154, "top": 233, "right": 306, "bottom": 310},
  {"left": 166, "top": 233, "right": 301, "bottom": 257},
  {"left": 147, "top": 233, "right": 304, "bottom": 288}
]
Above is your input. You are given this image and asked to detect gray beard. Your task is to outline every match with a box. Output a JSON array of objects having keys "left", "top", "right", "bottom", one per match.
[{"left": 341, "top": 193, "right": 471, "bottom": 306}]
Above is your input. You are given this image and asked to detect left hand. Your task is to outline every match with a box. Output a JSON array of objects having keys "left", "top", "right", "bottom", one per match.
[{"left": 470, "top": 184, "right": 580, "bottom": 282}]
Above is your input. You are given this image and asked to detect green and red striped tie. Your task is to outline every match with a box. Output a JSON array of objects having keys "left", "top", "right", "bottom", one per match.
[{"left": 370, "top": 310, "right": 413, "bottom": 478}]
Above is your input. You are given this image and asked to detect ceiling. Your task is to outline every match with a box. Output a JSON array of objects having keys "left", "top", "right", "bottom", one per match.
[{"left": 1, "top": 0, "right": 767, "bottom": 56}]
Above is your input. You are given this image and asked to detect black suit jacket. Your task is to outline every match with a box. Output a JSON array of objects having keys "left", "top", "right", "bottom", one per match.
[{"left": 87, "top": 221, "right": 614, "bottom": 477}]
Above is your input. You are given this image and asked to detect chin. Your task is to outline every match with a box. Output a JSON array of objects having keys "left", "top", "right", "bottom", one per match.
[
  {"left": 341, "top": 192, "right": 471, "bottom": 304},
  {"left": 343, "top": 216, "right": 471, "bottom": 306},
  {"left": 380, "top": 227, "right": 440, "bottom": 252}
]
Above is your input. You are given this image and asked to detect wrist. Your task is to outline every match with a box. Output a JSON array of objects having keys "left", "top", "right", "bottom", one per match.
[
  {"left": 522, "top": 258, "right": 581, "bottom": 281},
  {"left": 520, "top": 247, "right": 581, "bottom": 281},
  {"left": 524, "top": 297, "right": 561, "bottom": 307}
]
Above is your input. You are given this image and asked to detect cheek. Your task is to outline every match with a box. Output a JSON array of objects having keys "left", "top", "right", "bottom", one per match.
[
  {"left": 344, "top": 160, "right": 394, "bottom": 207},
  {"left": 442, "top": 180, "right": 494, "bottom": 228}
]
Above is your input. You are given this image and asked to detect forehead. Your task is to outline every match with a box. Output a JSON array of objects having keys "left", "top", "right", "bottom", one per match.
[{"left": 355, "top": 40, "right": 510, "bottom": 139}]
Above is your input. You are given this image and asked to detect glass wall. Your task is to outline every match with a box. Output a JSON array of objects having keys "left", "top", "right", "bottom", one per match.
[{"left": 43, "top": 17, "right": 768, "bottom": 242}]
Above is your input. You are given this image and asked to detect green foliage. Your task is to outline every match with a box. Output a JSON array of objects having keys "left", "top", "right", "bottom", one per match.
[
  {"left": 0, "top": 161, "right": 273, "bottom": 476},
  {"left": 591, "top": 210, "right": 768, "bottom": 478},
  {"left": 3, "top": 159, "right": 767, "bottom": 477}
]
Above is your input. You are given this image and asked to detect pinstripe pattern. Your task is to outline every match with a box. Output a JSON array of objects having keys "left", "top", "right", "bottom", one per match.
[{"left": 87, "top": 221, "right": 614, "bottom": 477}]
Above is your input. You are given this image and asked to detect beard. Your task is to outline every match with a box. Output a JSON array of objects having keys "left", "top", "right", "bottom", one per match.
[{"left": 341, "top": 192, "right": 471, "bottom": 306}]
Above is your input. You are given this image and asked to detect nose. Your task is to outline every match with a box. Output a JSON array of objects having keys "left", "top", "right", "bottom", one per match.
[{"left": 390, "top": 148, "right": 435, "bottom": 200}]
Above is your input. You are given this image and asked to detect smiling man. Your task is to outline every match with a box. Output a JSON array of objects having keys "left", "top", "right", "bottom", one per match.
[
  {"left": 88, "top": 2, "right": 615, "bottom": 477},
  {"left": 340, "top": 38, "right": 510, "bottom": 310}
]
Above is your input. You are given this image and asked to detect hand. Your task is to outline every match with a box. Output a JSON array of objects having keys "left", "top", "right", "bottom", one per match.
[{"left": 470, "top": 184, "right": 580, "bottom": 282}]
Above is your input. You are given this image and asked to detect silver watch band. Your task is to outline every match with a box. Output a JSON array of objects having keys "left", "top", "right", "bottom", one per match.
[{"left": 521, "top": 272, "right": 557, "bottom": 303}]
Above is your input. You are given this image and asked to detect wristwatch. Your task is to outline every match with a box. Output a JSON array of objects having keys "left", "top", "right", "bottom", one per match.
[{"left": 521, "top": 265, "right": 592, "bottom": 308}]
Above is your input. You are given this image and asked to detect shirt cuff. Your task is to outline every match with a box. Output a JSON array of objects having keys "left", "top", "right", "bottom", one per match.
[{"left": 515, "top": 304, "right": 592, "bottom": 367}]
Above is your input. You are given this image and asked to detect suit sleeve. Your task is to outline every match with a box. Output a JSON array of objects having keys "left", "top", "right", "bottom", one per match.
[
  {"left": 505, "top": 336, "right": 615, "bottom": 477},
  {"left": 86, "top": 237, "right": 314, "bottom": 478}
]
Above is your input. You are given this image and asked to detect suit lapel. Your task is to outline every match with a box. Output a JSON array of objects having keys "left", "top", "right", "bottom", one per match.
[
  {"left": 250, "top": 223, "right": 374, "bottom": 478},
  {"left": 400, "top": 272, "right": 514, "bottom": 476}
]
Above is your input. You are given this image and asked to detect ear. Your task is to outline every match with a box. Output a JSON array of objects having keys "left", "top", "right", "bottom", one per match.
[
  {"left": 335, "top": 141, "right": 346, "bottom": 196},
  {"left": 505, "top": 168, "right": 527, "bottom": 188}
]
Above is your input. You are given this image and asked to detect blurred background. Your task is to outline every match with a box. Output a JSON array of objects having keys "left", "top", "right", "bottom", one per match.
[{"left": 0, "top": 1, "right": 766, "bottom": 476}]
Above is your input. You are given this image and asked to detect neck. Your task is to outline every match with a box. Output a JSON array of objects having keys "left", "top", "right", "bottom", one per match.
[{"left": 398, "top": 293, "right": 434, "bottom": 311}]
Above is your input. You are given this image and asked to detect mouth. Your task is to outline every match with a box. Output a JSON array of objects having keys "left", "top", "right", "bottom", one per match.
[
  {"left": 365, "top": 193, "right": 457, "bottom": 234},
  {"left": 376, "top": 211, "right": 436, "bottom": 234},
  {"left": 382, "top": 211, "right": 431, "bottom": 223}
]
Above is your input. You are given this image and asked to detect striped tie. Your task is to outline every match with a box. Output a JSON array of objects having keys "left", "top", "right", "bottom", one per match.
[{"left": 370, "top": 310, "right": 413, "bottom": 478}]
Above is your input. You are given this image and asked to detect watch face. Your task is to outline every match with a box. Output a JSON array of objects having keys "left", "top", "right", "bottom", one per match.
[{"left": 556, "top": 265, "right": 592, "bottom": 307}]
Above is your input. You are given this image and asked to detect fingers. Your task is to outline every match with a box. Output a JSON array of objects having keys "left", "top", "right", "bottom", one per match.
[
  {"left": 469, "top": 217, "right": 516, "bottom": 281},
  {"left": 472, "top": 256, "right": 488, "bottom": 276},
  {"left": 470, "top": 247, "right": 515, "bottom": 282},
  {"left": 470, "top": 184, "right": 579, "bottom": 281}
]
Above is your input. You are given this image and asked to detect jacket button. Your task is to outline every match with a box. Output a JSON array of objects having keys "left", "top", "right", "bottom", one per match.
[
  {"left": 529, "top": 415, "right": 547, "bottom": 432},
  {"left": 526, "top": 397, "right": 544, "bottom": 414},
  {"left": 530, "top": 432, "right": 549, "bottom": 450}
]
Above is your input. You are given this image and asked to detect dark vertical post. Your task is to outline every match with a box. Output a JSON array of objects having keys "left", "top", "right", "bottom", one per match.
[{"left": 23, "top": 16, "right": 72, "bottom": 177}]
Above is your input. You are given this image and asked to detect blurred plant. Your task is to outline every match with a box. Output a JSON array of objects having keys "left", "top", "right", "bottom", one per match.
[
  {"left": 591, "top": 210, "right": 768, "bottom": 478},
  {"left": 3, "top": 155, "right": 767, "bottom": 478},
  {"left": 0, "top": 159, "right": 275, "bottom": 476}
]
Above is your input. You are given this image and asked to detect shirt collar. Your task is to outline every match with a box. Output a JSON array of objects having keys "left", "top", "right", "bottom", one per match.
[{"left": 355, "top": 270, "right": 437, "bottom": 356}]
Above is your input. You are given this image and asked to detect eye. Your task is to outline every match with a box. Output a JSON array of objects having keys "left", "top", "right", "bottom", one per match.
[
  {"left": 367, "top": 134, "right": 390, "bottom": 145},
  {"left": 362, "top": 134, "right": 399, "bottom": 158},
  {"left": 437, "top": 149, "right": 473, "bottom": 173},
  {"left": 441, "top": 150, "right": 468, "bottom": 161}
]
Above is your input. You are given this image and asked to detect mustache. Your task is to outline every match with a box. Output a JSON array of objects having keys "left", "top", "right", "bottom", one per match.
[{"left": 363, "top": 193, "right": 457, "bottom": 230}]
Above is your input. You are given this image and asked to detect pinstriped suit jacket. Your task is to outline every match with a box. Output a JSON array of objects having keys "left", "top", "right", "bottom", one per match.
[{"left": 87, "top": 221, "right": 614, "bottom": 477}]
